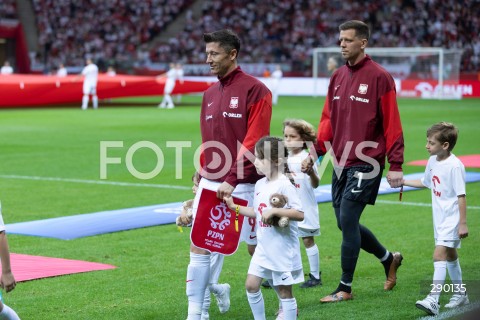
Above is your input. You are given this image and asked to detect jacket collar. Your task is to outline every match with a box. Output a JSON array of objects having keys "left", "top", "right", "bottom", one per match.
[
  {"left": 346, "top": 54, "right": 371, "bottom": 71},
  {"left": 219, "top": 66, "right": 242, "bottom": 86}
]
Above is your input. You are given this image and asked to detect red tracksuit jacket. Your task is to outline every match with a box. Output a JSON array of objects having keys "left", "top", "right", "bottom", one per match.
[
  {"left": 200, "top": 67, "right": 272, "bottom": 186},
  {"left": 317, "top": 55, "right": 404, "bottom": 171}
]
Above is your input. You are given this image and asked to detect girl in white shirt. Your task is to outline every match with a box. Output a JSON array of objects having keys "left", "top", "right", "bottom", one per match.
[
  {"left": 224, "top": 136, "right": 304, "bottom": 320},
  {"left": 283, "top": 119, "right": 322, "bottom": 289}
]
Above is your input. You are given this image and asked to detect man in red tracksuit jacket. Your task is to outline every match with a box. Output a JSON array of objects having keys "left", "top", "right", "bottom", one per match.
[
  {"left": 312, "top": 20, "right": 405, "bottom": 303},
  {"left": 179, "top": 29, "right": 272, "bottom": 319}
]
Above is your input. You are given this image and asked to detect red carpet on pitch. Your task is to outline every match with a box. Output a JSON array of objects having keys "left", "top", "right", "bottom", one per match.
[
  {"left": 407, "top": 154, "right": 480, "bottom": 168},
  {"left": 3, "top": 253, "right": 116, "bottom": 282}
]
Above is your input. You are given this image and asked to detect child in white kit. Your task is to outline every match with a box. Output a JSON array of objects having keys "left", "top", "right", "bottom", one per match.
[
  {"left": 403, "top": 122, "right": 469, "bottom": 316},
  {"left": 283, "top": 119, "right": 322, "bottom": 289},
  {"left": 224, "top": 136, "right": 304, "bottom": 320}
]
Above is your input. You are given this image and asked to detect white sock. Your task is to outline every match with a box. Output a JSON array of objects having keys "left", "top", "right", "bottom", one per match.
[
  {"left": 280, "top": 298, "right": 297, "bottom": 319},
  {"left": 202, "top": 287, "right": 211, "bottom": 314},
  {"left": 246, "top": 290, "right": 265, "bottom": 320},
  {"left": 81, "top": 95, "right": 89, "bottom": 110},
  {"left": 203, "top": 252, "right": 225, "bottom": 314},
  {"left": 165, "top": 94, "right": 174, "bottom": 107},
  {"left": 92, "top": 95, "right": 98, "bottom": 109},
  {"left": 431, "top": 261, "right": 447, "bottom": 301},
  {"left": 306, "top": 244, "right": 320, "bottom": 278},
  {"left": 447, "top": 259, "right": 464, "bottom": 292},
  {"left": 187, "top": 253, "right": 210, "bottom": 319},
  {"left": 0, "top": 304, "right": 20, "bottom": 320}
]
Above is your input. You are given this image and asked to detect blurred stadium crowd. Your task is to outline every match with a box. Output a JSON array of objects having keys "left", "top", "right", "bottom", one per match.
[{"left": 1, "top": 0, "right": 479, "bottom": 75}]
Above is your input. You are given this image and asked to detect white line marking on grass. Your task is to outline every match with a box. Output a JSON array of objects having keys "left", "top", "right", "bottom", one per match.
[
  {"left": 417, "top": 301, "right": 480, "bottom": 320},
  {"left": 0, "top": 174, "right": 191, "bottom": 190},
  {"left": 377, "top": 199, "right": 480, "bottom": 210}
]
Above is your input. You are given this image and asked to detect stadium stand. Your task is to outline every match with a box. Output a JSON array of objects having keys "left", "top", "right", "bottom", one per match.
[
  {"left": 4, "top": 0, "right": 480, "bottom": 76},
  {"left": 149, "top": 0, "right": 479, "bottom": 76},
  {"left": 32, "top": 0, "right": 192, "bottom": 72},
  {"left": 0, "top": 0, "right": 17, "bottom": 19}
]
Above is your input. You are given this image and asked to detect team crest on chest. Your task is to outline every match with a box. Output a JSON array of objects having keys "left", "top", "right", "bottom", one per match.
[
  {"left": 229, "top": 97, "right": 239, "bottom": 108},
  {"left": 358, "top": 84, "right": 368, "bottom": 94}
]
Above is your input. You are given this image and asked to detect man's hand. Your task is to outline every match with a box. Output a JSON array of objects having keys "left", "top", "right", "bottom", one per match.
[
  {"left": 387, "top": 170, "right": 403, "bottom": 188},
  {"left": 217, "top": 181, "right": 234, "bottom": 200}
]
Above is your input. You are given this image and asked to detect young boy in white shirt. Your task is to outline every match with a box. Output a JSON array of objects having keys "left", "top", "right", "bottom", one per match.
[{"left": 403, "top": 122, "right": 469, "bottom": 315}]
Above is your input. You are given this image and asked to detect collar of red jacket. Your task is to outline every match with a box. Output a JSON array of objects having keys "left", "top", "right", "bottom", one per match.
[
  {"left": 346, "top": 54, "right": 372, "bottom": 71},
  {"left": 219, "top": 66, "right": 242, "bottom": 86}
]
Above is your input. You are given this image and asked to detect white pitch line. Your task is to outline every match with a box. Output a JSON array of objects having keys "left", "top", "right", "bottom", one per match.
[
  {"left": 417, "top": 301, "right": 480, "bottom": 320},
  {"left": 377, "top": 199, "right": 480, "bottom": 210},
  {"left": 0, "top": 174, "right": 191, "bottom": 190}
]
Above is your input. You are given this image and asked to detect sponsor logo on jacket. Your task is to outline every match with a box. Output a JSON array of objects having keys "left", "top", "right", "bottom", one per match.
[
  {"left": 349, "top": 95, "right": 369, "bottom": 103},
  {"left": 223, "top": 112, "right": 242, "bottom": 118}
]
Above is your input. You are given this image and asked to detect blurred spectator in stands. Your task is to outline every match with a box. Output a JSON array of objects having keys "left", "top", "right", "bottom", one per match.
[
  {"left": 0, "top": 0, "right": 17, "bottom": 19},
  {"left": 106, "top": 66, "right": 116, "bottom": 76},
  {"left": 0, "top": 61, "right": 13, "bottom": 75},
  {"left": 30, "top": 0, "right": 480, "bottom": 75},
  {"left": 56, "top": 63, "right": 67, "bottom": 77}
]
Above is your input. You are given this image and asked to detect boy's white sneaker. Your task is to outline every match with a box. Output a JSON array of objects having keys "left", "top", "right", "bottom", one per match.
[
  {"left": 445, "top": 294, "right": 469, "bottom": 308},
  {"left": 415, "top": 295, "right": 440, "bottom": 315},
  {"left": 214, "top": 283, "right": 230, "bottom": 313},
  {"left": 200, "top": 311, "right": 210, "bottom": 320}
]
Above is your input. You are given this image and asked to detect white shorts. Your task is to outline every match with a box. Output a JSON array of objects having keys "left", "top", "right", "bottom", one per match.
[
  {"left": 298, "top": 227, "right": 320, "bottom": 237},
  {"left": 192, "top": 178, "right": 256, "bottom": 245},
  {"left": 83, "top": 83, "right": 97, "bottom": 95},
  {"left": 248, "top": 261, "right": 304, "bottom": 286},
  {"left": 435, "top": 239, "right": 461, "bottom": 249}
]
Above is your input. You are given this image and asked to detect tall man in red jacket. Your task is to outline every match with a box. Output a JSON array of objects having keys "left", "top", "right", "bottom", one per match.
[
  {"left": 179, "top": 29, "right": 272, "bottom": 319},
  {"left": 312, "top": 20, "right": 405, "bottom": 302}
]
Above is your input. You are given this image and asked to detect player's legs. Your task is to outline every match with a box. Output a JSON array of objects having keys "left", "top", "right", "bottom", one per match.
[
  {"left": 164, "top": 81, "right": 175, "bottom": 108},
  {"left": 272, "top": 90, "right": 279, "bottom": 105},
  {"left": 335, "top": 199, "right": 365, "bottom": 292},
  {"left": 81, "top": 95, "right": 89, "bottom": 110},
  {"left": 82, "top": 84, "right": 92, "bottom": 110},
  {"left": 92, "top": 87, "right": 98, "bottom": 109},
  {"left": 202, "top": 253, "right": 224, "bottom": 316},
  {"left": 278, "top": 285, "right": 297, "bottom": 320},
  {"left": 187, "top": 246, "right": 211, "bottom": 320},
  {"left": 245, "top": 273, "right": 264, "bottom": 320},
  {"left": 164, "top": 94, "right": 175, "bottom": 108},
  {"left": 446, "top": 246, "right": 469, "bottom": 308},
  {"left": 300, "top": 236, "right": 321, "bottom": 288},
  {"left": 187, "top": 179, "right": 214, "bottom": 319}
]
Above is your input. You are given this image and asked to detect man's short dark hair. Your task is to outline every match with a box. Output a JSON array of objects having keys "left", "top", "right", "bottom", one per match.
[
  {"left": 203, "top": 29, "right": 241, "bottom": 57},
  {"left": 339, "top": 20, "right": 370, "bottom": 41}
]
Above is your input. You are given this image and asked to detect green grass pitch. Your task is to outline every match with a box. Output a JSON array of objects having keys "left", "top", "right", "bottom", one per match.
[{"left": 0, "top": 95, "right": 479, "bottom": 319}]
